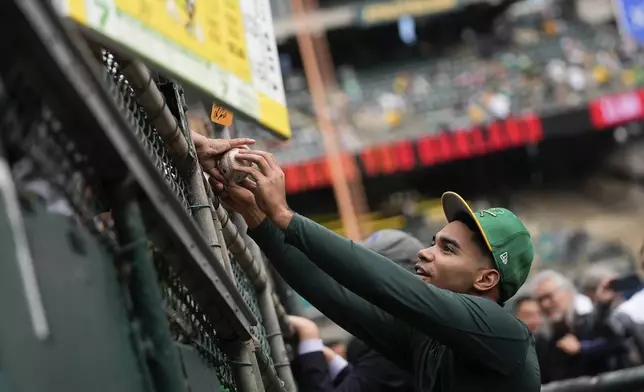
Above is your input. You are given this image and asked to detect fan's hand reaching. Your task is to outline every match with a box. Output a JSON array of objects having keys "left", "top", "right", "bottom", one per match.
[{"left": 191, "top": 130, "right": 254, "bottom": 192}]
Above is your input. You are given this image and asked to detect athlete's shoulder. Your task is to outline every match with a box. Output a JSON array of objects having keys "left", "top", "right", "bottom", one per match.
[{"left": 456, "top": 293, "right": 532, "bottom": 339}]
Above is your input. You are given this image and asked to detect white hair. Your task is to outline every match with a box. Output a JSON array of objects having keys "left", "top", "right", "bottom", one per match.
[
  {"left": 527, "top": 269, "right": 582, "bottom": 327},
  {"left": 526, "top": 269, "right": 576, "bottom": 295},
  {"left": 578, "top": 264, "right": 618, "bottom": 294}
]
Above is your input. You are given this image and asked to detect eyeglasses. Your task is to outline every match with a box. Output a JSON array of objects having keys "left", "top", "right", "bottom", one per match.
[{"left": 535, "top": 287, "right": 563, "bottom": 304}]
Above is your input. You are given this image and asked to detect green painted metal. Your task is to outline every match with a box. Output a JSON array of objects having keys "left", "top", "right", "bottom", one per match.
[
  {"left": 113, "top": 197, "right": 189, "bottom": 392},
  {"left": 176, "top": 343, "right": 223, "bottom": 392},
  {"left": 0, "top": 171, "right": 148, "bottom": 392}
]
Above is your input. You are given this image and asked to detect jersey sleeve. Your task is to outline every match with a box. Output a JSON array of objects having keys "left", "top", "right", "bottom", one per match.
[
  {"left": 248, "top": 218, "right": 414, "bottom": 372},
  {"left": 284, "top": 213, "right": 531, "bottom": 374}
]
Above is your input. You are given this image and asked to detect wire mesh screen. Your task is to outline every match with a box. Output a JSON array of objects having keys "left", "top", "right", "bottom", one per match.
[
  {"left": 154, "top": 250, "right": 237, "bottom": 391},
  {"left": 101, "top": 52, "right": 191, "bottom": 210},
  {"left": 100, "top": 51, "right": 242, "bottom": 389},
  {"left": 100, "top": 49, "right": 278, "bottom": 377},
  {"left": 231, "top": 258, "right": 273, "bottom": 367},
  {"left": 1, "top": 61, "right": 117, "bottom": 252}
]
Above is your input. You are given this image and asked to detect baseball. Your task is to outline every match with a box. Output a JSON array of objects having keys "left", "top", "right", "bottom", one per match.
[{"left": 218, "top": 146, "right": 251, "bottom": 183}]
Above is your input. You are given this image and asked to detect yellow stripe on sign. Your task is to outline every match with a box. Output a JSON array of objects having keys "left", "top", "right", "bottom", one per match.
[
  {"left": 65, "top": 0, "right": 88, "bottom": 24},
  {"left": 361, "top": 0, "right": 456, "bottom": 23},
  {"left": 259, "top": 94, "right": 291, "bottom": 139},
  {"left": 219, "top": 0, "right": 251, "bottom": 82}
]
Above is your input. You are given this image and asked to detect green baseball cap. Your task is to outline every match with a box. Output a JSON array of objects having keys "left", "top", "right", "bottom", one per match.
[{"left": 441, "top": 191, "right": 534, "bottom": 302}]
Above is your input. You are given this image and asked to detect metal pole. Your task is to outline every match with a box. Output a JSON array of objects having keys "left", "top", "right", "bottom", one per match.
[
  {"left": 112, "top": 189, "right": 188, "bottom": 392},
  {"left": 291, "top": 0, "right": 363, "bottom": 241},
  {"left": 116, "top": 58, "right": 232, "bottom": 277},
  {"left": 231, "top": 212, "right": 297, "bottom": 390},
  {"left": 253, "top": 339, "right": 289, "bottom": 392},
  {"left": 541, "top": 365, "right": 644, "bottom": 392},
  {"left": 212, "top": 197, "right": 294, "bottom": 337},
  {"left": 214, "top": 198, "right": 296, "bottom": 390},
  {"left": 300, "top": 0, "right": 371, "bottom": 237},
  {"left": 223, "top": 340, "right": 263, "bottom": 392}
]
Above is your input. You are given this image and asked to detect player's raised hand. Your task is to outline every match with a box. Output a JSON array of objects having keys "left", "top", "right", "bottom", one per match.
[
  {"left": 219, "top": 182, "right": 267, "bottom": 228},
  {"left": 234, "top": 150, "right": 293, "bottom": 228}
]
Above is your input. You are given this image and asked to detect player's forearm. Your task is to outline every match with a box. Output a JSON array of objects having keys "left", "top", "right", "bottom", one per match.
[
  {"left": 248, "top": 219, "right": 412, "bottom": 371},
  {"left": 240, "top": 206, "right": 267, "bottom": 229},
  {"left": 282, "top": 213, "right": 427, "bottom": 314}
]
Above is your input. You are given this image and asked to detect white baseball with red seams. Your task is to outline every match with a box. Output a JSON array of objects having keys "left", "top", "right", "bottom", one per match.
[{"left": 218, "top": 145, "right": 251, "bottom": 183}]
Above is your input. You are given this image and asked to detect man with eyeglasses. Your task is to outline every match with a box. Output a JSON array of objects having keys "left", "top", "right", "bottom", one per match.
[{"left": 531, "top": 270, "right": 627, "bottom": 383}]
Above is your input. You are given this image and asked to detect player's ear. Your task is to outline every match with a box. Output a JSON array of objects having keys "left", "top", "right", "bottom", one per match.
[{"left": 473, "top": 267, "right": 500, "bottom": 292}]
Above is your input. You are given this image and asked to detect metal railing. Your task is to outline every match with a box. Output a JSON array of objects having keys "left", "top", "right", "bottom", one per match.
[
  {"left": 542, "top": 365, "right": 644, "bottom": 392},
  {"left": 0, "top": 1, "right": 295, "bottom": 392}
]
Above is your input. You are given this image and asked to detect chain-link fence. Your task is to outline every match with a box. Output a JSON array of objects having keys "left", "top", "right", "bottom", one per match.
[{"left": 0, "top": 2, "right": 294, "bottom": 392}]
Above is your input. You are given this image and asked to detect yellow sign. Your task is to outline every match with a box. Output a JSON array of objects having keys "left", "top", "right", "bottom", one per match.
[
  {"left": 361, "top": 0, "right": 456, "bottom": 24},
  {"left": 56, "top": 0, "right": 291, "bottom": 139},
  {"left": 211, "top": 104, "right": 234, "bottom": 126}
]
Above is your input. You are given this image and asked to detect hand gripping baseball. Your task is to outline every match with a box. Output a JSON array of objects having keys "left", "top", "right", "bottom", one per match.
[{"left": 233, "top": 150, "right": 293, "bottom": 228}]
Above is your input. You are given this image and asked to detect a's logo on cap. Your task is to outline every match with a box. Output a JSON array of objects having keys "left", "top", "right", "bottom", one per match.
[
  {"left": 480, "top": 208, "right": 505, "bottom": 217},
  {"left": 500, "top": 252, "right": 509, "bottom": 265},
  {"left": 480, "top": 209, "right": 497, "bottom": 217}
]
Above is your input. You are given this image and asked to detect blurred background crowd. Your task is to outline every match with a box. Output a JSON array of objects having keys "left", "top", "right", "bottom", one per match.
[{"left": 234, "top": 0, "right": 644, "bottom": 163}]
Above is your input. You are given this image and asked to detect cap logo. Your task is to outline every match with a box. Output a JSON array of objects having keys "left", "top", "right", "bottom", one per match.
[
  {"left": 480, "top": 209, "right": 497, "bottom": 217},
  {"left": 500, "top": 252, "right": 509, "bottom": 265}
]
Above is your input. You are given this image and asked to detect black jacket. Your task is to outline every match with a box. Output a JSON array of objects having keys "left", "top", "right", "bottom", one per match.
[
  {"left": 537, "top": 305, "right": 629, "bottom": 384},
  {"left": 291, "top": 340, "right": 414, "bottom": 392}
]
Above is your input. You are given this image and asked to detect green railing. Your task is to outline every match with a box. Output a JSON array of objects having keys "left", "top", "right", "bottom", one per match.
[{"left": 0, "top": 1, "right": 295, "bottom": 392}]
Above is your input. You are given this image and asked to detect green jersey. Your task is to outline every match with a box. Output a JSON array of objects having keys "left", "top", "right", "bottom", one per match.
[{"left": 248, "top": 214, "right": 540, "bottom": 392}]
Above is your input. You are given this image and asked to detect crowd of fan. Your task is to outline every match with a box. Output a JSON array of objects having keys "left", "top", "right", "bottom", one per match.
[
  {"left": 243, "top": 16, "right": 644, "bottom": 164},
  {"left": 336, "top": 20, "right": 644, "bottom": 141},
  {"left": 508, "top": 264, "right": 644, "bottom": 383}
]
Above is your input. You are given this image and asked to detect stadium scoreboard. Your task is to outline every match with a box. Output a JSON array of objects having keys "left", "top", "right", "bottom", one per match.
[{"left": 56, "top": 0, "right": 291, "bottom": 139}]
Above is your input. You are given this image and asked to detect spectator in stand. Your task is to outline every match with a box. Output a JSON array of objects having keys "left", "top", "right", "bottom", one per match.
[
  {"left": 339, "top": 66, "right": 363, "bottom": 104},
  {"left": 409, "top": 74, "right": 431, "bottom": 112},
  {"left": 582, "top": 252, "right": 644, "bottom": 366},
  {"left": 612, "top": 280, "right": 644, "bottom": 366},
  {"left": 509, "top": 294, "right": 544, "bottom": 335},
  {"left": 377, "top": 92, "right": 406, "bottom": 129},
  {"left": 578, "top": 265, "right": 634, "bottom": 368},
  {"left": 328, "top": 341, "right": 348, "bottom": 360},
  {"left": 289, "top": 315, "right": 351, "bottom": 392},
  {"left": 531, "top": 270, "right": 627, "bottom": 383}
]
